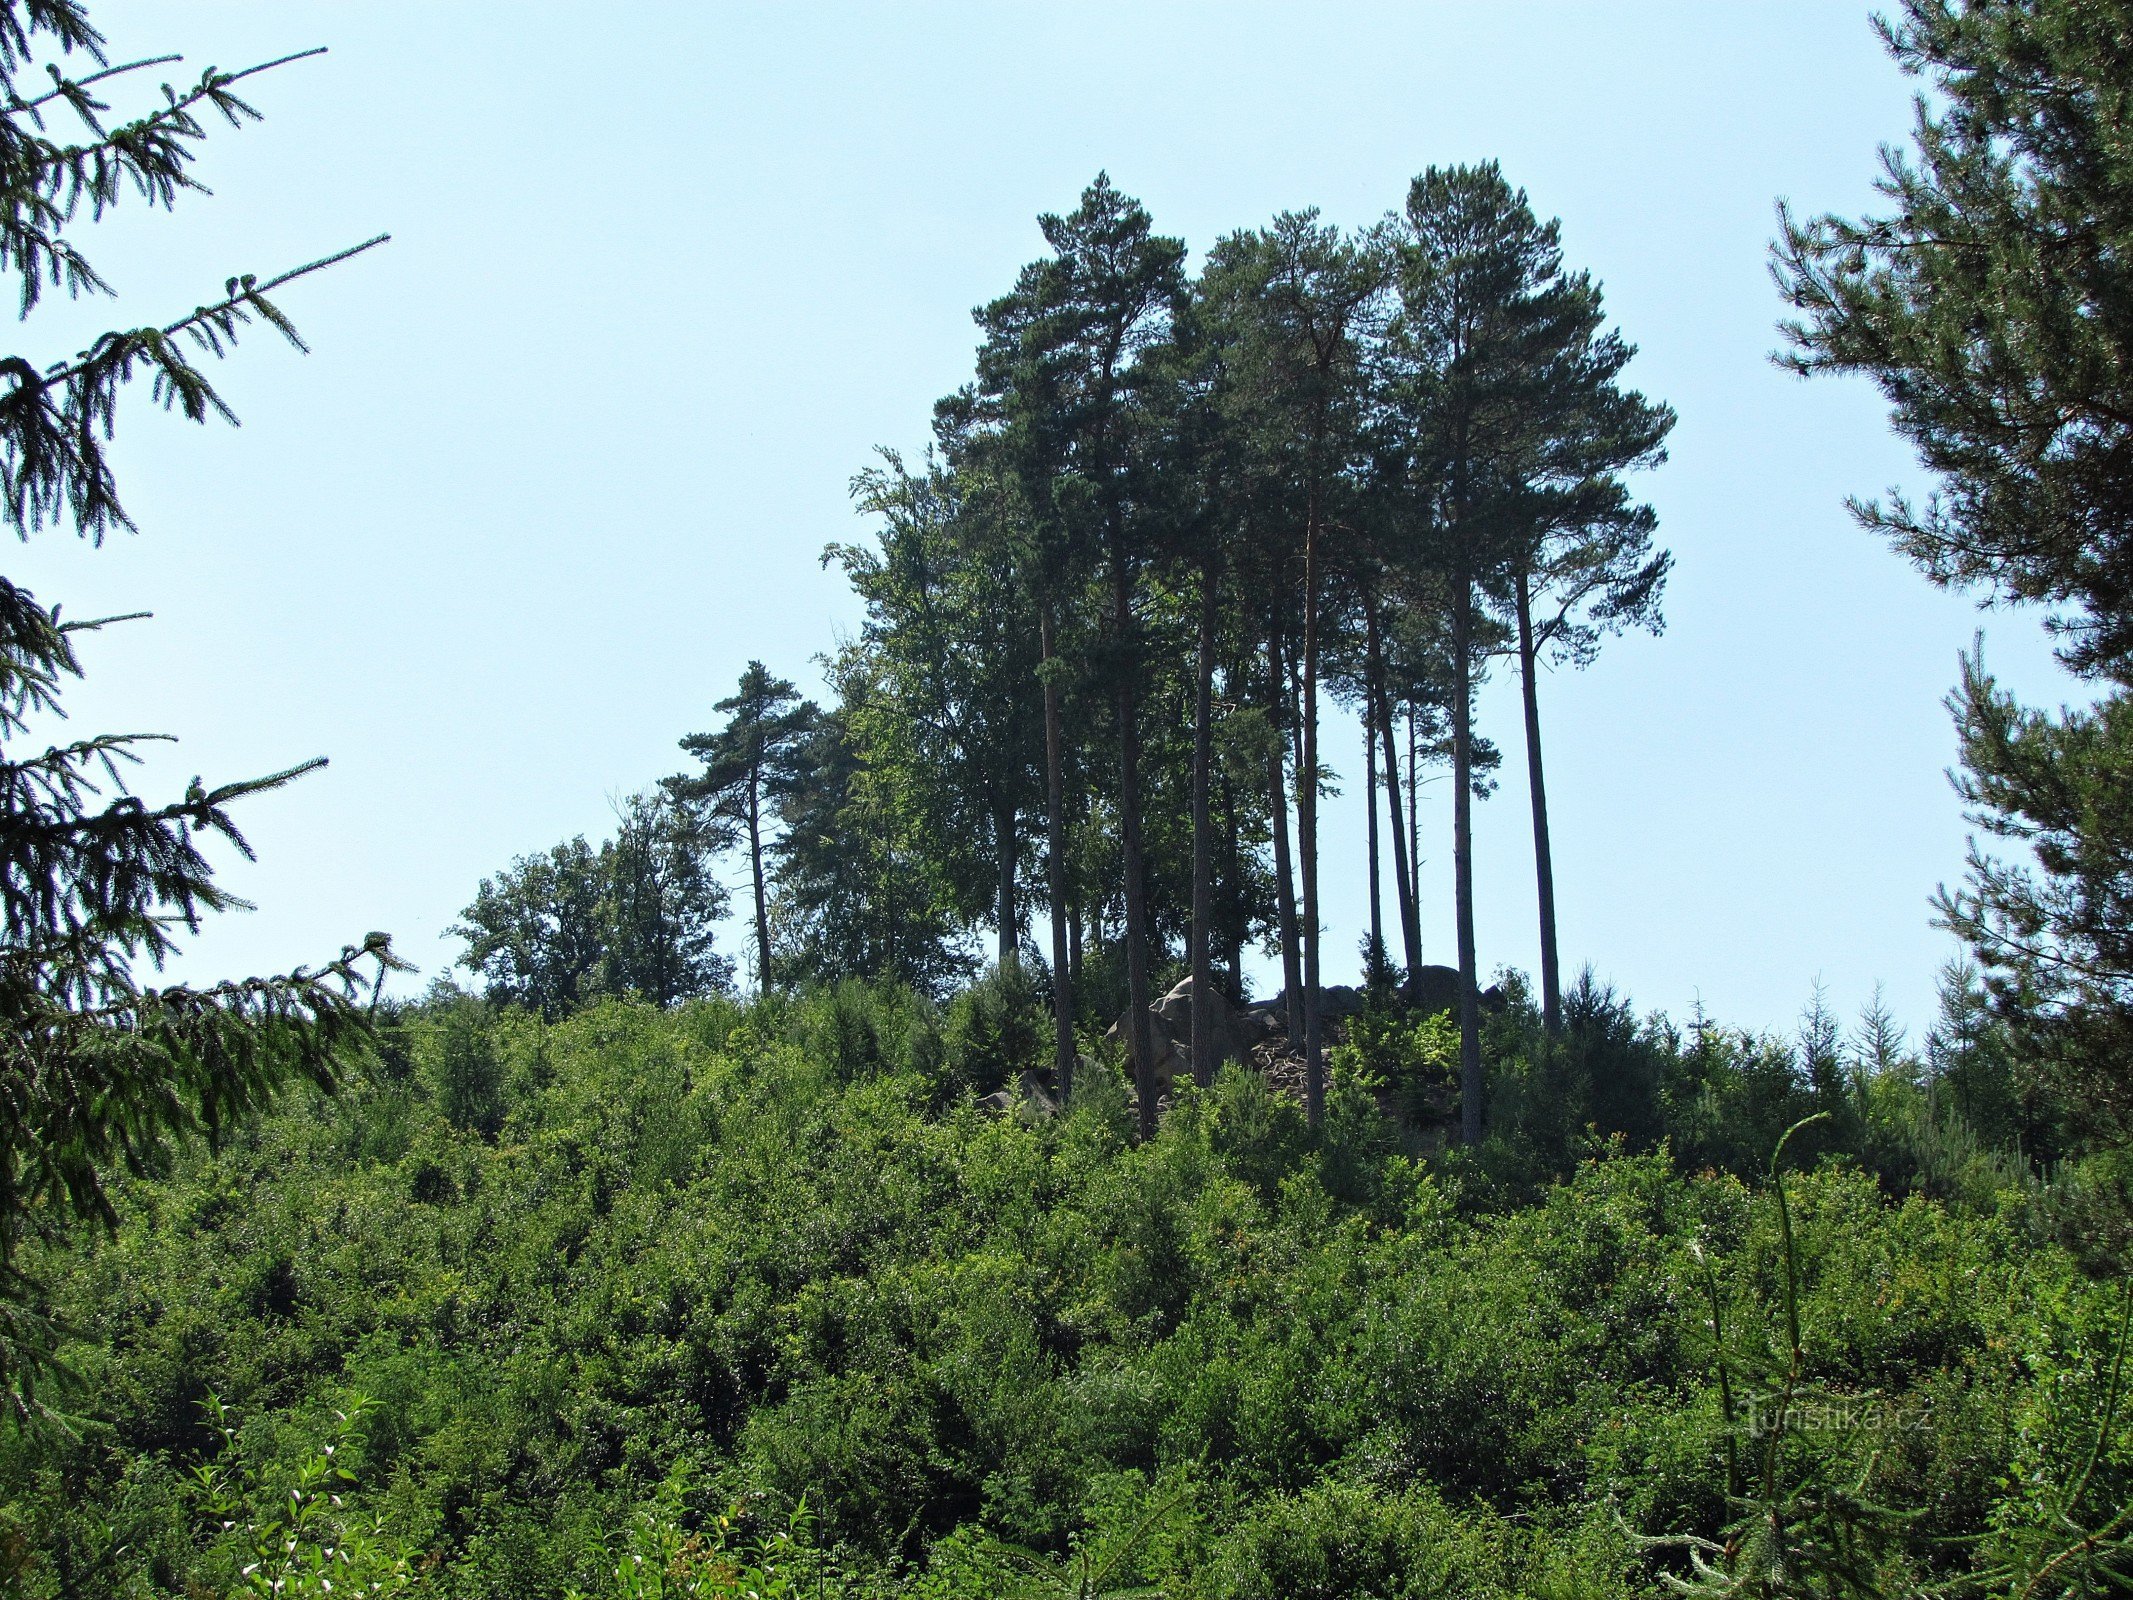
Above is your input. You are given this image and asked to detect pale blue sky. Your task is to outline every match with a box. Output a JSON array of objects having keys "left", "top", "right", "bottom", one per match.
[{"left": 9, "top": 1, "right": 2075, "bottom": 1041}]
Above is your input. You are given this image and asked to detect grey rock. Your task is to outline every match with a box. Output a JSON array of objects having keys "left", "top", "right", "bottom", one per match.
[{"left": 1107, "top": 973, "right": 1253, "bottom": 1090}]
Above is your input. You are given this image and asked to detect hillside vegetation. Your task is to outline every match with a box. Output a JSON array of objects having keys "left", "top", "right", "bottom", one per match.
[{"left": 5, "top": 982, "right": 2125, "bottom": 1598}]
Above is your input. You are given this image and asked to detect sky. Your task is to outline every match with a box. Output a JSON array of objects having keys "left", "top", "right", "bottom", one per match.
[{"left": 7, "top": 1, "right": 2081, "bottom": 1045}]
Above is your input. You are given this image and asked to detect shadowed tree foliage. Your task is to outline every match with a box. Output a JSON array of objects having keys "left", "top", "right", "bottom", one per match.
[
  {"left": 451, "top": 792, "right": 731, "bottom": 1018},
  {"left": 669, "top": 662, "right": 816, "bottom": 993},
  {"left": 836, "top": 448, "right": 1044, "bottom": 974},
  {"left": 770, "top": 673, "right": 978, "bottom": 997},
  {"left": 964, "top": 174, "right": 1187, "bottom": 1135}
]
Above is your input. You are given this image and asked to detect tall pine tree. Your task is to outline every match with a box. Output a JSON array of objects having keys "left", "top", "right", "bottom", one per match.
[
  {"left": 669, "top": 662, "right": 815, "bottom": 993},
  {"left": 1776, "top": 0, "right": 2133, "bottom": 1262}
]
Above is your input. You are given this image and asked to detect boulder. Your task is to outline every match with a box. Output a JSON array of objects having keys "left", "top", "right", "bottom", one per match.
[
  {"left": 1409, "top": 964, "right": 1461, "bottom": 1017},
  {"left": 1257, "top": 983, "right": 1369, "bottom": 1025},
  {"left": 1247, "top": 968, "right": 1488, "bottom": 1035},
  {"left": 1107, "top": 974, "right": 1253, "bottom": 1091},
  {"left": 1318, "top": 984, "right": 1366, "bottom": 1020}
]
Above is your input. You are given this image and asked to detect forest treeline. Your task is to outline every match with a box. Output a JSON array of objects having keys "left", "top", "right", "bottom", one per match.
[{"left": 457, "top": 162, "right": 1674, "bottom": 1147}]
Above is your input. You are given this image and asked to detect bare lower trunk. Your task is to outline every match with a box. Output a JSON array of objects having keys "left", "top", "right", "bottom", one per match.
[
  {"left": 1069, "top": 893, "right": 1083, "bottom": 1001},
  {"left": 1516, "top": 568, "right": 1563, "bottom": 1035},
  {"left": 1114, "top": 547, "right": 1159, "bottom": 1139},
  {"left": 1453, "top": 578, "right": 1482, "bottom": 1147},
  {"left": 1300, "top": 498, "right": 1324, "bottom": 1130},
  {"left": 1367, "top": 598, "right": 1424, "bottom": 994},
  {"left": 994, "top": 796, "right": 1019, "bottom": 975},
  {"left": 1222, "top": 766, "right": 1244, "bottom": 999},
  {"left": 747, "top": 771, "right": 772, "bottom": 993},
  {"left": 1365, "top": 694, "right": 1382, "bottom": 968},
  {"left": 1267, "top": 626, "right": 1304, "bottom": 1048},
  {"left": 1190, "top": 561, "right": 1217, "bottom": 1087},
  {"left": 1406, "top": 706, "right": 1421, "bottom": 927},
  {"left": 1040, "top": 604, "right": 1075, "bottom": 1096}
]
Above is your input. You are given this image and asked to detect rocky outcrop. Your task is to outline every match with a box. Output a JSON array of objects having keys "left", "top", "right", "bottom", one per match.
[
  {"left": 1106, "top": 974, "right": 1264, "bottom": 1093},
  {"left": 1106, "top": 966, "right": 1508, "bottom": 1106}
]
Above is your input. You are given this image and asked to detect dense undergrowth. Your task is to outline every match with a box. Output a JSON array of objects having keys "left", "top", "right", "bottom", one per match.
[{"left": 2, "top": 979, "right": 2125, "bottom": 1598}]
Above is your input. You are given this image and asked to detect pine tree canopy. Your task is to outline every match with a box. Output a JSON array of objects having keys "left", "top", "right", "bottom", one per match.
[
  {"left": 1776, "top": 0, "right": 2133, "bottom": 679},
  {"left": 1778, "top": 0, "right": 2133, "bottom": 1264}
]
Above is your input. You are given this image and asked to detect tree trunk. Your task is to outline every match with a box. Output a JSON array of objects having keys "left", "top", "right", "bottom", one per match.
[
  {"left": 1367, "top": 597, "right": 1424, "bottom": 995},
  {"left": 1040, "top": 603, "right": 1076, "bottom": 1097},
  {"left": 1365, "top": 677, "right": 1382, "bottom": 969},
  {"left": 1516, "top": 567, "right": 1564, "bottom": 1035},
  {"left": 1406, "top": 705, "right": 1422, "bottom": 928},
  {"left": 746, "top": 764, "right": 772, "bottom": 993},
  {"left": 1112, "top": 541, "right": 1159, "bottom": 1140},
  {"left": 1190, "top": 559, "right": 1218, "bottom": 1087},
  {"left": 1069, "top": 892, "right": 1083, "bottom": 1001},
  {"left": 1452, "top": 576, "right": 1483, "bottom": 1147},
  {"left": 1266, "top": 625, "right": 1304, "bottom": 1049},
  {"left": 1224, "top": 778, "right": 1245, "bottom": 1001},
  {"left": 1300, "top": 491, "right": 1324, "bottom": 1131},
  {"left": 993, "top": 795, "right": 1019, "bottom": 973}
]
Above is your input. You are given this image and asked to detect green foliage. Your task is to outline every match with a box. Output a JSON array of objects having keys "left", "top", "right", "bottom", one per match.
[
  {"left": 1640, "top": 1117, "right": 2133, "bottom": 1598},
  {"left": 0, "top": 0, "right": 400, "bottom": 1413},
  {"left": 192, "top": 1394, "right": 414, "bottom": 1599},
  {"left": 566, "top": 1475, "right": 842, "bottom": 1600},
  {"left": 767, "top": 687, "right": 978, "bottom": 999},
  {"left": 1776, "top": 0, "right": 2133, "bottom": 676},
  {"left": 669, "top": 662, "right": 818, "bottom": 992},
  {"left": 1777, "top": 0, "right": 2133, "bottom": 1269},
  {"left": 1, "top": 990, "right": 2119, "bottom": 1598},
  {"left": 453, "top": 793, "right": 732, "bottom": 1019},
  {"left": 940, "top": 963, "right": 1044, "bottom": 1100},
  {"left": 1329, "top": 1001, "right": 1458, "bottom": 1126}
]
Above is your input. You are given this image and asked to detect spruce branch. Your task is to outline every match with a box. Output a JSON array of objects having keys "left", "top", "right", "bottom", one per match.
[
  {"left": 0, "top": 232, "right": 388, "bottom": 538},
  {"left": 1, "top": 52, "right": 180, "bottom": 122},
  {"left": 0, "top": 47, "right": 333, "bottom": 315}
]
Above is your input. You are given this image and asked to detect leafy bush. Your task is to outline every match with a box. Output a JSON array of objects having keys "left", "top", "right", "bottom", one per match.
[{"left": 0, "top": 987, "right": 2110, "bottom": 1598}]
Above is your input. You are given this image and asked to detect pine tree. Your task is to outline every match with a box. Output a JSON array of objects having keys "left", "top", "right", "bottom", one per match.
[
  {"left": 669, "top": 662, "right": 816, "bottom": 993},
  {"left": 966, "top": 175, "right": 1186, "bottom": 1136},
  {"left": 0, "top": 3, "right": 397, "bottom": 1409},
  {"left": 1207, "top": 212, "right": 1384, "bottom": 1128},
  {"left": 1775, "top": 0, "right": 2133, "bottom": 1255},
  {"left": 1487, "top": 230, "right": 1673, "bottom": 1037},
  {"left": 1384, "top": 162, "right": 1541, "bottom": 1145}
]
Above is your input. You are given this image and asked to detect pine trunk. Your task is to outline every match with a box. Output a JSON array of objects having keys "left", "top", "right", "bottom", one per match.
[
  {"left": 1189, "top": 559, "right": 1217, "bottom": 1087},
  {"left": 1452, "top": 577, "right": 1483, "bottom": 1147},
  {"left": 1368, "top": 597, "right": 1424, "bottom": 994},
  {"left": 1112, "top": 541, "right": 1159, "bottom": 1140},
  {"left": 1300, "top": 492, "right": 1324, "bottom": 1130},
  {"left": 1266, "top": 626, "right": 1304, "bottom": 1049},
  {"left": 1406, "top": 706, "right": 1422, "bottom": 925},
  {"left": 1365, "top": 682, "right": 1382, "bottom": 966},
  {"left": 1516, "top": 568, "right": 1564, "bottom": 1035},
  {"left": 1040, "top": 603, "right": 1076, "bottom": 1097},
  {"left": 1221, "top": 762, "right": 1244, "bottom": 997},
  {"left": 747, "top": 763, "right": 772, "bottom": 994}
]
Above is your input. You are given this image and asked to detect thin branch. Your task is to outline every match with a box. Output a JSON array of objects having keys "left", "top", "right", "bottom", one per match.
[
  {"left": 27, "top": 233, "right": 389, "bottom": 388},
  {"left": 2, "top": 52, "right": 181, "bottom": 118}
]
